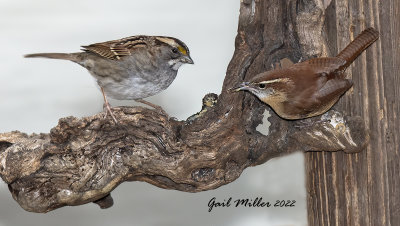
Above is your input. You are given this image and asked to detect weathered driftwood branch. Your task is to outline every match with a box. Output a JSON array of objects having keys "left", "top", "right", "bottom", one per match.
[{"left": 0, "top": 0, "right": 368, "bottom": 213}]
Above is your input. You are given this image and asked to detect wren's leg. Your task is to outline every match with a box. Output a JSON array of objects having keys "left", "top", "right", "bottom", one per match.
[
  {"left": 136, "top": 99, "right": 168, "bottom": 116},
  {"left": 101, "top": 87, "right": 118, "bottom": 123}
]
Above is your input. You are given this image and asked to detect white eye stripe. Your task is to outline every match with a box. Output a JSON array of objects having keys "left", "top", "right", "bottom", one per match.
[{"left": 258, "top": 78, "right": 290, "bottom": 84}]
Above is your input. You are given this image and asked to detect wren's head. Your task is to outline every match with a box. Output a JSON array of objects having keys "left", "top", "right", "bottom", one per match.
[
  {"left": 155, "top": 36, "right": 194, "bottom": 70},
  {"left": 232, "top": 77, "right": 292, "bottom": 103}
]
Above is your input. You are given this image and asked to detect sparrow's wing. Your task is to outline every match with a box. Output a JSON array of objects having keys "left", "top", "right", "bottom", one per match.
[{"left": 82, "top": 36, "right": 149, "bottom": 60}]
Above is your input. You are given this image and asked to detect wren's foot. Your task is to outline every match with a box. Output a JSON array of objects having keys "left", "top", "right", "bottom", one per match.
[{"left": 136, "top": 99, "right": 168, "bottom": 116}]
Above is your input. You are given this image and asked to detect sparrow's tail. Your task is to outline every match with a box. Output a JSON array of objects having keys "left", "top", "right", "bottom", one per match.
[
  {"left": 24, "top": 53, "right": 80, "bottom": 62},
  {"left": 336, "top": 27, "right": 379, "bottom": 69}
]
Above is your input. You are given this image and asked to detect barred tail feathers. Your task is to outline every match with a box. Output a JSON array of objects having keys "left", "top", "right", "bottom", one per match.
[{"left": 336, "top": 27, "right": 379, "bottom": 69}]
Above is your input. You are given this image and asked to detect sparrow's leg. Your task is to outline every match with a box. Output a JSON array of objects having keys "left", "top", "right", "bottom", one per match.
[
  {"left": 101, "top": 87, "right": 118, "bottom": 123},
  {"left": 136, "top": 99, "right": 168, "bottom": 116}
]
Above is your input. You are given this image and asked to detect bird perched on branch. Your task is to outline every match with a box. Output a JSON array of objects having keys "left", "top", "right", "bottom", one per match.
[
  {"left": 232, "top": 27, "right": 379, "bottom": 120},
  {"left": 25, "top": 35, "right": 194, "bottom": 123}
]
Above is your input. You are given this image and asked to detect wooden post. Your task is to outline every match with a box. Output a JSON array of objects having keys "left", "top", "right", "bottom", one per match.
[{"left": 306, "top": 0, "right": 400, "bottom": 225}]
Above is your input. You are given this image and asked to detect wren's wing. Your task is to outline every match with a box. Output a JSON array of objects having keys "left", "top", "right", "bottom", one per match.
[
  {"left": 290, "top": 78, "right": 352, "bottom": 118},
  {"left": 82, "top": 36, "right": 149, "bottom": 60},
  {"left": 314, "top": 78, "right": 353, "bottom": 102}
]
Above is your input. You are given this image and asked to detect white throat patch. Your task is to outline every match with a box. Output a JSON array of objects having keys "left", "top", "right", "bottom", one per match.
[{"left": 168, "top": 59, "right": 183, "bottom": 70}]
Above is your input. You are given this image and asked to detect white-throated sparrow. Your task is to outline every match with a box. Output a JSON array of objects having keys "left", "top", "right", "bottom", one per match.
[{"left": 25, "top": 35, "right": 194, "bottom": 123}]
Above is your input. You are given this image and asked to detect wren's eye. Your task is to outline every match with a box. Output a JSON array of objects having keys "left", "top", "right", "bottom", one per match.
[
  {"left": 258, "top": 83, "right": 266, "bottom": 89},
  {"left": 172, "top": 48, "right": 179, "bottom": 54}
]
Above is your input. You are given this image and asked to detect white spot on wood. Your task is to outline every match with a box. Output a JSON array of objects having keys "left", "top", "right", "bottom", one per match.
[{"left": 256, "top": 110, "right": 271, "bottom": 135}]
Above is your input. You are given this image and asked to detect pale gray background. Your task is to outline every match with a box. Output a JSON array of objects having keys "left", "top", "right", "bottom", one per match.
[{"left": 0, "top": 0, "right": 307, "bottom": 225}]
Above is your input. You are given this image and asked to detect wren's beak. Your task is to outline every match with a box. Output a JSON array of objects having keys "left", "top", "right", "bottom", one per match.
[
  {"left": 229, "top": 82, "right": 250, "bottom": 92},
  {"left": 181, "top": 55, "right": 194, "bottom": 64}
]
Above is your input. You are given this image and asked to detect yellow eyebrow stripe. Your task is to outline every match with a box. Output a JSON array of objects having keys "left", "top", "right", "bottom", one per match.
[{"left": 178, "top": 46, "right": 187, "bottom": 55}]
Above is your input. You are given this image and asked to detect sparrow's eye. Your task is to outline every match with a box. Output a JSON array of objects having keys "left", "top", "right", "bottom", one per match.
[
  {"left": 258, "top": 83, "right": 266, "bottom": 89},
  {"left": 172, "top": 48, "right": 179, "bottom": 54}
]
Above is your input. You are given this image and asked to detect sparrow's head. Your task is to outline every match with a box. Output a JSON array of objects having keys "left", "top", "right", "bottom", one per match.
[{"left": 155, "top": 36, "right": 194, "bottom": 70}]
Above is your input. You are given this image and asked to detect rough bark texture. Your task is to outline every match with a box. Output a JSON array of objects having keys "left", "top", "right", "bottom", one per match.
[
  {"left": 0, "top": 0, "right": 373, "bottom": 215},
  {"left": 305, "top": 0, "right": 400, "bottom": 225}
]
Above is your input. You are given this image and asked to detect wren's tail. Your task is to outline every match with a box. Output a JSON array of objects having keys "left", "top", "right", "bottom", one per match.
[
  {"left": 24, "top": 53, "right": 80, "bottom": 62},
  {"left": 336, "top": 27, "right": 379, "bottom": 69}
]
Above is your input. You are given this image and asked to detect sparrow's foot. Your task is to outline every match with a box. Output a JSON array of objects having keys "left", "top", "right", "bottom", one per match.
[
  {"left": 136, "top": 99, "right": 168, "bottom": 116},
  {"left": 101, "top": 87, "right": 118, "bottom": 124},
  {"left": 103, "top": 102, "right": 118, "bottom": 124}
]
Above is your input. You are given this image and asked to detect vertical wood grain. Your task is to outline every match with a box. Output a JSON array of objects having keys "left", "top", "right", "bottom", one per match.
[{"left": 306, "top": 0, "right": 400, "bottom": 225}]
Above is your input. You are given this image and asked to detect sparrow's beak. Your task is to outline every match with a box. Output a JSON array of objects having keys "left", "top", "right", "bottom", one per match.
[
  {"left": 181, "top": 55, "right": 194, "bottom": 64},
  {"left": 229, "top": 82, "right": 250, "bottom": 92}
]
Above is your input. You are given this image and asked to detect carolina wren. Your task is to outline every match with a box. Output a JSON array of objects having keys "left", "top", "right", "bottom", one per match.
[{"left": 233, "top": 27, "right": 379, "bottom": 120}]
